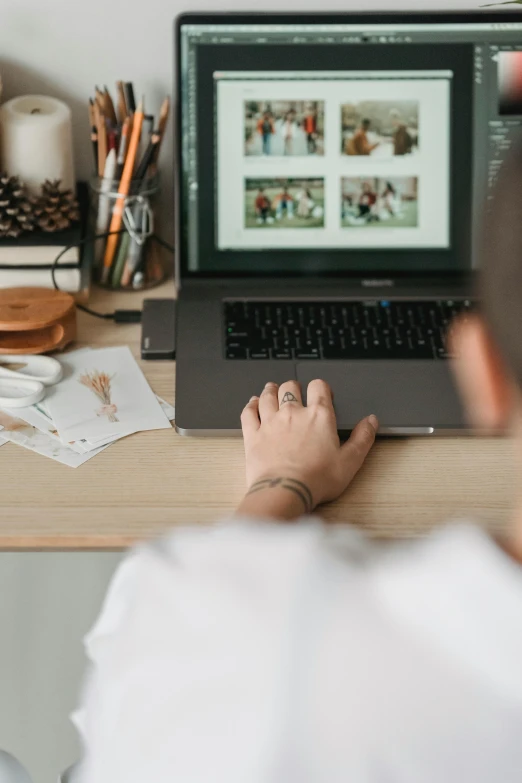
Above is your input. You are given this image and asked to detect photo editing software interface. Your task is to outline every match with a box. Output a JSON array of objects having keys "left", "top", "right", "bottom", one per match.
[{"left": 180, "top": 20, "right": 522, "bottom": 273}]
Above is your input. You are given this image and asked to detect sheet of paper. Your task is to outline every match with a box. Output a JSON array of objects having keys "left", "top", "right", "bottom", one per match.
[
  {"left": 11, "top": 403, "right": 86, "bottom": 454},
  {"left": 26, "top": 399, "right": 130, "bottom": 452},
  {"left": 45, "top": 346, "right": 171, "bottom": 443},
  {"left": 28, "top": 395, "right": 169, "bottom": 452},
  {"left": 11, "top": 402, "right": 129, "bottom": 455},
  {"left": 85, "top": 395, "right": 174, "bottom": 444},
  {"left": 156, "top": 396, "right": 175, "bottom": 422},
  {"left": 0, "top": 409, "right": 107, "bottom": 467}
]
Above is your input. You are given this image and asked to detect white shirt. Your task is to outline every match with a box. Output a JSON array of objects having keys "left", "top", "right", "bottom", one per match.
[{"left": 74, "top": 520, "right": 522, "bottom": 783}]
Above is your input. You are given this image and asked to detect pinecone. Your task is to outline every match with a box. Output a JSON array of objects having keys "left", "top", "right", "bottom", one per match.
[
  {"left": 34, "top": 179, "right": 80, "bottom": 233},
  {"left": 0, "top": 174, "right": 36, "bottom": 239}
]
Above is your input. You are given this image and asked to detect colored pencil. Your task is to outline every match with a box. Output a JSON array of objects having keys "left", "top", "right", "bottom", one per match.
[
  {"left": 101, "top": 99, "right": 144, "bottom": 282},
  {"left": 111, "top": 231, "right": 131, "bottom": 288}
]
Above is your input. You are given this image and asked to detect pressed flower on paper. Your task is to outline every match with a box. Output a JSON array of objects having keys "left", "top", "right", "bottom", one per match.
[
  {"left": 0, "top": 410, "right": 33, "bottom": 434},
  {"left": 78, "top": 370, "right": 119, "bottom": 423}
]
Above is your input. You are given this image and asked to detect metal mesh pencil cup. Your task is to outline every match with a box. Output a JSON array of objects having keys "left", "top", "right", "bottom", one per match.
[{"left": 89, "top": 174, "right": 166, "bottom": 290}]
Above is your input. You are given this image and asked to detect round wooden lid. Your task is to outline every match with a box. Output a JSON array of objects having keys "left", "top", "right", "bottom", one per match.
[{"left": 0, "top": 287, "right": 76, "bottom": 332}]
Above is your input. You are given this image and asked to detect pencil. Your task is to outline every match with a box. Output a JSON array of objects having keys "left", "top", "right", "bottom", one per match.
[
  {"left": 95, "top": 86, "right": 105, "bottom": 114},
  {"left": 104, "top": 86, "right": 117, "bottom": 126},
  {"left": 94, "top": 101, "right": 107, "bottom": 177},
  {"left": 88, "top": 99, "right": 98, "bottom": 170},
  {"left": 116, "top": 80, "right": 128, "bottom": 124},
  {"left": 152, "top": 96, "right": 170, "bottom": 166},
  {"left": 101, "top": 99, "right": 144, "bottom": 282}
]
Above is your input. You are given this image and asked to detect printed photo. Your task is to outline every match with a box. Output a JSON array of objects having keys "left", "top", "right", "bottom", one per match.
[
  {"left": 341, "top": 101, "right": 419, "bottom": 157},
  {"left": 341, "top": 177, "right": 418, "bottom": 228},
  {"left": 245, "top": 178, "right": 325, "bottom": 229},
  {"left": 244, "top": 101, "right": 325, "bottom": 157}
]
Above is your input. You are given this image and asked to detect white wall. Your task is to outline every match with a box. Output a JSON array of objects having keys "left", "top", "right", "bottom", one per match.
[
  {"left": 0, "top": 553, "right": 121, "bottom": 783},
  {"left": 0, "top": 0, "right": 504, "bottom": 239}
]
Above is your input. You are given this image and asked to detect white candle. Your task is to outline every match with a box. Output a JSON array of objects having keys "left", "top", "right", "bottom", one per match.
[{"left": 0, "top": 95, "right": 75, "bottom": 195}]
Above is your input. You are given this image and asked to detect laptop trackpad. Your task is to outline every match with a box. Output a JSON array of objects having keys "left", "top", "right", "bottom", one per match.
[{"left": 297, "top": 361, "right": 465, "bottom": 433}]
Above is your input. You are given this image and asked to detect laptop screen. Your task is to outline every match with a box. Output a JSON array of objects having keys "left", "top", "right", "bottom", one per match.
[{"left": 178, "top": 15, "right": 522, "bottom": 276}]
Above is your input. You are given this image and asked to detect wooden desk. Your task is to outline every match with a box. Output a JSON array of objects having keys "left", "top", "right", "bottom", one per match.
[{"left": 0, "top": 282, "right": 515, "bottom": 550}]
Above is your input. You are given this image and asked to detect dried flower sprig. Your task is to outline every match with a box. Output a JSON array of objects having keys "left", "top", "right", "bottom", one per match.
[
  {"left": 0, "top": 410, "right": 33, "bottom": 434},
  {"left": 78, "top": 370, "right": 119, "bottom": 423}
]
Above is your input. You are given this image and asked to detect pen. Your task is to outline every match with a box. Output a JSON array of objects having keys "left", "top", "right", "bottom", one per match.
[
  {"left": 108, "top": 128, "right": 117, "bottom": 153},
  {"left": 134, "top": 131, "right": 160, "bottom": 182},
  {"left": 95, "top": 148, "right": 117, "bottom": 265},
  {"left": 124, "top": 82, "right": 136, "bottom": 114},
  {"left": 115, "top": 117, "right": 130, "bottom": 179}
]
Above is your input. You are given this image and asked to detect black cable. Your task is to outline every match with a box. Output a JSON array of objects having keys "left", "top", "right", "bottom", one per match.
[
  {"left": 51, "top": 229, "right": 174, "bottom": 320},
  {"left": 152, "top": 235, "right": 175, "bottom": 254}
]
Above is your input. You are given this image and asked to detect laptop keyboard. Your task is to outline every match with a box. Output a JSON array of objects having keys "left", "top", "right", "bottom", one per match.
[{"left": 224, "top": 299, "right": 473, "bottom": 360}]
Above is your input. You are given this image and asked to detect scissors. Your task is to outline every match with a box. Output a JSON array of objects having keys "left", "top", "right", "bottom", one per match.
[{"left": 0, "top": 355, "right": 63, "bottom": 408}]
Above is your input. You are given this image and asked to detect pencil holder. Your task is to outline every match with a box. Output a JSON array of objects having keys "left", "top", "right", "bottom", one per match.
[{"left": 89, "top": 174, "right": 166, "bottom": 290}]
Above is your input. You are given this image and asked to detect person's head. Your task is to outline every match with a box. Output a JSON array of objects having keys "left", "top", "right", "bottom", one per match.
[
  {"left": 362, "top": 181, "right": 372, "bottom": 193},
  {"left": 451, "top": 139, "right": 522, "bottom": 437},
  {"left": 283, "top": 185, "right": 289, "bottom": 194},
  {"left": 258, "top": 188, "right": 264, "bottom": 194},
  {"left": 361, "top": 118, "right": 371, "bottom": 131},
  {"left": 390, "top": 110, "right": 402, "bottom": 128}
]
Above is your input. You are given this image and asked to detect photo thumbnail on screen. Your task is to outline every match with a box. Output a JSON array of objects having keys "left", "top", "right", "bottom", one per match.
[
  {"left": 341, "top": 177, "right": 418, "bottom": 228},
  {"left": 341, "top": 101, "right": 419, "bottom": 158},
  {"left": 244, "top": 101, "right": 325, "bottom": 157},
  {"left": 245, "top": 178, "right": 325, "bottom": 229},
  {"left": 497, "top": 51, "right": 522, "bottom": 116}
]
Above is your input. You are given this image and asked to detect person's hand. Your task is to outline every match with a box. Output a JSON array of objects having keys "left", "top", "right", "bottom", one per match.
[{"left": 237, "top": 379, "right": 378, "bottom": 520}]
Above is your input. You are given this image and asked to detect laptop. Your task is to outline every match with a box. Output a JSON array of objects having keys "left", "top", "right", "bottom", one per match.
[{"left": 174, "top": 10, "right": 522, "bottom": 436}]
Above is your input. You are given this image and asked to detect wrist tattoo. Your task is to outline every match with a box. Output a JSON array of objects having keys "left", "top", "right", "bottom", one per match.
[{"left": 246, "top": 477, "right": 314, "bottom": 514}]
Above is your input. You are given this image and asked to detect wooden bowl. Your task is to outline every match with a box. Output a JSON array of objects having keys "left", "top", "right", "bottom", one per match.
[{"left": 0, "top": 287, "right": 76, "bottom": 354}]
